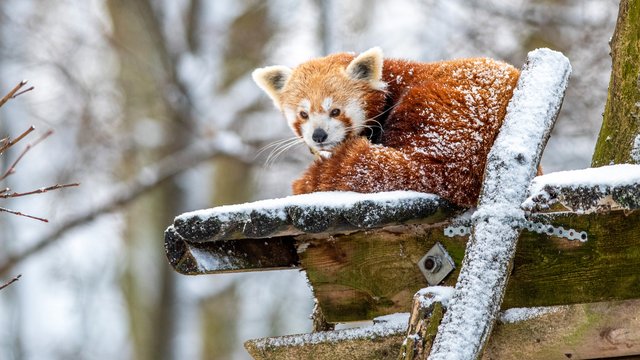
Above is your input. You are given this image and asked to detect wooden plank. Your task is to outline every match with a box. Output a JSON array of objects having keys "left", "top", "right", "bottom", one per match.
[
  {"left": 244, "top": 299, "right": 640, "bottom": 360},
  {"left": 245, "top": 315, "right": 407, "bottom": 360},
  {"left": 300, "top": 209, "right": 640, "bottom": 323},
  {"left": 486, "top": 299, "right": 640, "bottom": 359},
  {"left": 298, "top": 224, "right": 466, "bottom": 322},
  {"left": 505, "top": 210, "right": 640, "bottom": 308},
  {"left": 165, "top": 226, "right": 300, "bottom": 274}
]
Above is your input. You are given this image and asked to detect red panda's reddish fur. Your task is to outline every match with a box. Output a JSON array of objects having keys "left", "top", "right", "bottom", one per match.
[{"left": 289, "top": 55, "right": 520, "bottom": 206}]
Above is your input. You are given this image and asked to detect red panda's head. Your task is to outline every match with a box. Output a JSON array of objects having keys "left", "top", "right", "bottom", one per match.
[{"left": 252, "top": 47, "right": 387, "bottom": 156}]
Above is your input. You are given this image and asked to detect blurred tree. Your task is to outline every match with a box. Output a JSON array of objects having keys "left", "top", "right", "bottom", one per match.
[
  {"left": 200, "top": 283, "right": 239, "bottom": 360},
  {"left": 199, "top": 2, "right": 278, "bottom": 358},
  {"left": 107, "top": 0, "right": 192, "bottom": 359},
  {"left": 592, "top": 0, "right": 640, "bottom": 166}
]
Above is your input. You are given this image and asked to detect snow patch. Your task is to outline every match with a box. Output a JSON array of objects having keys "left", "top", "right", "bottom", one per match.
[
  {"left": 529, "top": 164, "right": 640, "bottom": 191},
  {"left": 373, "top": 312, "right": 411, "bottom": 325},
  {"left": 415, "top": 286, "right": 455, "bottom": 308},
  {"left": 176, "top": 191, "right": 440, "bottom": 223},
  {"left": 251, "top": 312, "right": 408, "bottom": 349},
  {"left": 189, "top": 246, "right": 242, "bottom": 272},
  {"left": 499, "top": 306, "right": 563, "bottom": 324},
  {"left": 631, "top": 134, "right": 640, "bottom": 164},
  {"left": 523, "top": 164, "right": 640, "bottom": 209}
]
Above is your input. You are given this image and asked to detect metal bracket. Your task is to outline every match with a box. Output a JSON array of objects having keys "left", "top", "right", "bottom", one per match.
[
  {"left": 418, "top": 242, "right": 456, "bottom": 285},
  {"left": 445, "top": 220, "right": 588, "bottom": 242}
]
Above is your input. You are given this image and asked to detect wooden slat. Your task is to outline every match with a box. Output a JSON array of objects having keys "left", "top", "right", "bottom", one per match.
[
  {"left": 299, "top": 209, "right": 640, "bottom": 323},
  {"left": 245, "top": 298, "right": 640, "bottom": 360},
  {"left": 165, "top": 226, "right": 300, "bottom": 274}
]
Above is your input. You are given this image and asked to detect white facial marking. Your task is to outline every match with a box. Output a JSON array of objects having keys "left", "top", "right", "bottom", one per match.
[
  {"left": 283, "top": 107, "right": 297, "bottom": 132},
  {"left": 344, "top": 99, "right": 366, "bottom": 135},
  {"left": 299, "top": 99, "right": 311, "bottom": 112},
  {"left": 321, "top": 97, "right": 333, "bottom": 112}
]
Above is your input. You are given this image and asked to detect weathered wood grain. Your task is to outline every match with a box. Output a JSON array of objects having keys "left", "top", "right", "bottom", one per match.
[
  {"left": 245, "top": 299, "right": 640, "bottom": 360},
  {"left": 300, "top": 209, "right": 640, "bottom": 324},
  {"left": 298, "top": 224, "right": 465, "bottom": 322}
]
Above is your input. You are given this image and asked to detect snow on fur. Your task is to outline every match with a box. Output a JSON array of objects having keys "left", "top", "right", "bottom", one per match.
[{"left": 428, "top": 49, "right": 571, "bottom": 360}]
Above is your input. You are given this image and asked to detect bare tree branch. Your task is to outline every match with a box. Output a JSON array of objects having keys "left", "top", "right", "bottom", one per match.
[
  {"left": 0, "top": 126, "right": 35, "bottom": 155},
  {"left": 0, "top": 183, "right": 80, "bottom": 198},
  {"left": 0, "top": 80, "right": 31, "bottom": 108},
  {"left": 0, "top": 133, "right": 254, "bottom": 276},
  {"left": 0, "top": 207, "right": 48, "bottom": 222},
  {"left": 1, "top": 129, "right": 53, "bottom": 181},
  {"left": 0, "top": 274, "right": 21, "bottom": 291}
]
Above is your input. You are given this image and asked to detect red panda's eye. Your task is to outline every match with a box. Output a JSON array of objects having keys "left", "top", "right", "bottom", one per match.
[
  {"left": 330, "top": 108, "right": 341, "bottom": 117},
  {"left": 299, "top": 111, "right": 309, "bottom": 119}
]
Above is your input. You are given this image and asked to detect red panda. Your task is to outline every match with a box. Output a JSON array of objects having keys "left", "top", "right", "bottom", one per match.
[{"left": 252, "top": 47, "right": 519, "bottom": 207}]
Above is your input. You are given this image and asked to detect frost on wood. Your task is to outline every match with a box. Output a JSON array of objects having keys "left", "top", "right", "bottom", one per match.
[
  {"left": 165, "top": 191, "right": 458, "bottom": 273},
  {"left": 173, "top": 191, "right": 454, "bottom": 241},
  {"left": 523, "top": 164, "right": 640, "bottom": 212},
  {"left": 498, "top": 306, "right": 564, "bottom": 324},
  {"left": 429, "top": 48, "right": 571, "bottom": 360},
  {"left": 245, "top": 313, "right": 408, "bottom": 360},
  {"left": 399, "top": 287, "right": 455, "bottom": 360}
]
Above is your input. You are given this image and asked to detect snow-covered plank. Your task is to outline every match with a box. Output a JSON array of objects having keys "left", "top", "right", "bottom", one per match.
[
  {"left": 429, "top": 48, "right": 572, "bottom": 360},
  {"left": 485, "top": 299, "right": 640, "bottom": 359},
  {"left": 523, "top": 164, "right": 640, "bottom": 212},
  {"left": 303, "top": 208, "right": 640, "bottom": 323},
  {"left": 171, "top": 191, "right": 455, "bottom": 242},
  {"left": 165, "top": 191, "right": 459, "bottom": 273},
  {"left": 245, "top": 313, "right": 409, "bottom": 360},
  {"left": 246, "top": 299, "right": 640, "bottom": 360}
]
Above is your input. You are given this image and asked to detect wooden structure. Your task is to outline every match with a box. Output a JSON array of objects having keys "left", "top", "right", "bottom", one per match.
[{"left": 164, "top": 49, "right": 640, "bottom": 359}]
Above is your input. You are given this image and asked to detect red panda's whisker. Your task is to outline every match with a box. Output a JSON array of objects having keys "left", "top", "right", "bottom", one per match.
[
  {"left": 266, "top": 141, "right": 304, "bottom": 168},
  {"left": 256, "top": 137, "right": 301, "bottom": 159},
  {"left": 265, "top": 141, "right": 299, "bottom": 166},
  {"left": 262, "top": 138, "right": 300, "bottom": 165},
  {"left": 264, "top": 138, "right": 305, "bottom": 167}
]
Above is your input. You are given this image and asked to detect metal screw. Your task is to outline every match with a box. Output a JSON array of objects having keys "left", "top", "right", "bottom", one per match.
[{"left": 423, "top": 256, "right": 441, "bottom": 273}]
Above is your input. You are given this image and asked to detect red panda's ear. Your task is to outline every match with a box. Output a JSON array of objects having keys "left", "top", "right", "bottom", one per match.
[
  {"left": 252, "top": 65, "right": 292, "bottom": 109},
  {"left": 346, "top": 47, "right": 386, "bottom": 90}
]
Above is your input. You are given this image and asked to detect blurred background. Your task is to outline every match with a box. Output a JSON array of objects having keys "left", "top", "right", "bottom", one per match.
[{"left": 0, "top": 0, "right": 619, "bottom": 359}]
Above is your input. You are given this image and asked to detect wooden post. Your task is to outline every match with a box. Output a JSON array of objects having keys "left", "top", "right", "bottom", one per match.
[
  {"left": 398, "top": 288, "right": 452, "bottom": 360},
  {"left": 428, "top": 49, "right": 571, "bottom": 359}
]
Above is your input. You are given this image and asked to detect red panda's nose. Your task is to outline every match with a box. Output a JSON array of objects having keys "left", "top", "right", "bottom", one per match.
[{"left": 312, "top": 128, "right": 328, "bottom": 143}]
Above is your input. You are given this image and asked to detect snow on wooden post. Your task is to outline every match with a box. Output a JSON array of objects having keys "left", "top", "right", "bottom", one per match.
[{"left": 428, "top": 49, "right": 571, "bottom": 360}]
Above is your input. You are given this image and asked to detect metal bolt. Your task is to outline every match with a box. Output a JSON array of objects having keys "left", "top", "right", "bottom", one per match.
[{"left": 423, "top": 255, "right": 441, "bottom": 273}]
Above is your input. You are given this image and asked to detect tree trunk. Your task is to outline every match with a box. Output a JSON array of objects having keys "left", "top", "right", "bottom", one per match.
[
  {"left": 592, "top": 0, "right": 640, "bottom": 166},
  {"left": 107, "top": 1, "right": 188, "bottom": 359}
]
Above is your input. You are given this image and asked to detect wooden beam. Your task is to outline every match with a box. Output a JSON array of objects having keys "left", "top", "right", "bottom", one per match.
[
  {"left": 165, "top": 226, "right": 300, "bottom": 274},
  {"left": 244, "top": 298, "right": 640, "bottom": 360},
  {"left": 245, "top": 314, "right": 407, "bottom": 360},
  {"left": 398, "top": 288, "right": 451, "bottom": 360},
  {"left": 299, "top": 209, "right": 640, "bottom": 323},
  {"left": 428, "top": 49, "right": 571, "bottom": 359}
]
